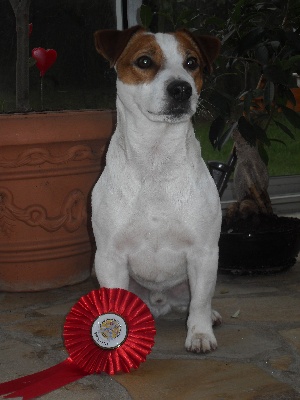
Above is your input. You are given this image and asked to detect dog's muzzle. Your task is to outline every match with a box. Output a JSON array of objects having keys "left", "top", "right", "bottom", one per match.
[
  {"left": 165, "top": 80, "right": 193, "bottom": 118},
  {"left": 167, "top": 80, "right": 192, "bottom": 102}
]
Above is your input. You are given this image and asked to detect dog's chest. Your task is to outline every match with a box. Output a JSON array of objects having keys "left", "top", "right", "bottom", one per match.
[
  {"left": 122, "top": 204, "right": 192, "bottom": 287},
  {"left": 118, "top": 154, "right": 199, "bottom": 219},
  {"left": 115, "top": 170, "right": 197, "bottom": 259}
]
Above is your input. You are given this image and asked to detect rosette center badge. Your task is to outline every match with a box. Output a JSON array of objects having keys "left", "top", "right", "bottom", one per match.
[{"left": 92, "top": 313, "right": 128, "bottom": 349}]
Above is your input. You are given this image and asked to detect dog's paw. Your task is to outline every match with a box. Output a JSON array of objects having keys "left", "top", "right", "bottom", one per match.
[
  {"left": 212, "top": 309, "right": 222, "bottom": 326},
  {"left": 185, "top": 331, "right": 217, "bottom": 353}
]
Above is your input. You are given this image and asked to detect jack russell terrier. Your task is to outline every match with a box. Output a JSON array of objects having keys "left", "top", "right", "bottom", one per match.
[{"left": 92, "top": 26, "right": 222, "bottom": 353}]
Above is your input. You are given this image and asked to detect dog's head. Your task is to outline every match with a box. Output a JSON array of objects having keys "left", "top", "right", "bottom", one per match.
[{"left": 94, "top": 26, "right": 220, "bottom": 123}]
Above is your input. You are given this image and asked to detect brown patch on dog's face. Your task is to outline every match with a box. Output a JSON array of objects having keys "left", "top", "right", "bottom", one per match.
[
  {"left": 173, "top": 31, "right": 205, "bottom": 94},
  {"left": 116, "top": 32, "right": 164, "bottom": 85}
]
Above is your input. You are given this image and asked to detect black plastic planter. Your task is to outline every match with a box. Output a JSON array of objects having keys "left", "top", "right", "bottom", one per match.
[{"left": 218, "top": 219, "right": 300, "bottom": 274}]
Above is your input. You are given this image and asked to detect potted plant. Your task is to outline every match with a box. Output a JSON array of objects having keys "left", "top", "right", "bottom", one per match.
[
  {"left": 139, "top": 0, "right": 300, "bottom": 273},
  {"left": 0, "top": 1, "right": 115, "bottom": 291},
  {"left": 203, "top": 0, "right": 300, "bottom": 273}
]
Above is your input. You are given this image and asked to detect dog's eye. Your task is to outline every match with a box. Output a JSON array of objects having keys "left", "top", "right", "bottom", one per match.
[
  {"left": 135, "top": 56, "right": 153, "bottom": 69},
  {"left": 185, "top": 57, "right": 199, "bottom": 71}
]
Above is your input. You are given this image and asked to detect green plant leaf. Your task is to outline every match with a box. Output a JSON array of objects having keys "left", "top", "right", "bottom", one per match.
[
  {"left": 139, "top": 4, "right": 154, "bottom": 29},
  {"left": 286, "top": 31, "right": 300, "bottom": 52},
  {"left": 254, "top": 123, "right": 271, "bottom": 146},
  {"left": 209, "top": 116, "right": 226, "bottom": 149},
  {"left": 281, "top": 106, "right": 300, "bottom": 129},
  {"left": 263, "top": 64, "right": 289, "bottom": 85},
  {"left": 256, "top": 45, "right": 269, "bottom": 65},
  {"left": 274, "top": 120, "right": 295, "bottom": 140},
  {"left": 237, "top": 27, "right": 264, "bottom": 55},
  {"left": 207, "top": 90, "right": 233, "bottom": 118},
  {"left": 238, "top": 116, "right": 257, "bottom": 146},
  {"left": 269, "top": 138, "right": 287, "bottom": 146},
  {"left": 282, "top": 55, "right": 300, "bottom": 70},
  {"left": 231, "top": 0, "right": 245, "bottom": 23},
  {"left": 269, "top": 41, "right": 280, "bottom": 51},
  {"left": 285, "top": 88, "right": 296, "bottom": 107},
  {"left": 218, "top": 122, "right": 237, "bottom": 150},
  {"left": 263, "top": 81, "right": 275, "bottom": 107},
  {"left": 258, "top": 142, "right": 269, "bottom": 165},
  {"left": 243, "top": 91, "right": 252, "bottom": 115},
  {"left": 204, "top": 16, "right": 225, "bottom": 29}
]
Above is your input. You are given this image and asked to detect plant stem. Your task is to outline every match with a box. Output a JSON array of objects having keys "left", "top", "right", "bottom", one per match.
[{"left": 40, "top": 77, "right": 44, "bottom": 110}]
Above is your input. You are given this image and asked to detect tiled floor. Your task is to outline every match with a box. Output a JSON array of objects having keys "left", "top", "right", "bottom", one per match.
[{"left": 1, "top": 258, "right": 300, "bottom": 399}]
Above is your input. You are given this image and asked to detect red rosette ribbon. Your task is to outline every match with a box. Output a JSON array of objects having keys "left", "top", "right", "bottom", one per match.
[
  {"left": 64, "top": 287, "right": 156, "bottom": 374},
  {"left": 0, "top": 288, "right": 156, "bottom": 399}
]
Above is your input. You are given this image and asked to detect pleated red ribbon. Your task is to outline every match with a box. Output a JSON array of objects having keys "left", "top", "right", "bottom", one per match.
[{"left": 0, "top": 288, "right": 156, "bottom": 399}]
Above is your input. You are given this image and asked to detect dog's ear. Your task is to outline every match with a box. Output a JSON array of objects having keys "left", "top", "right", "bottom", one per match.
[
  {"left": 180, "top": 29, "right": 221, "bottom": 74},
  {"left": 94, "top": 25, "right": 144, "bottom": 67}
]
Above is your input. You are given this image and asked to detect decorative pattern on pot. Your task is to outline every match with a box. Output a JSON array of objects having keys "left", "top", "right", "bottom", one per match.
[
  {"left": 0, "top": 110, "right": 115, "bottom": 292},
  {"left": 0, "top": 187, "right": 86, "bottom": 234},
  {"left": 0, "top": 145, "right": 103, "bottom": 168}
]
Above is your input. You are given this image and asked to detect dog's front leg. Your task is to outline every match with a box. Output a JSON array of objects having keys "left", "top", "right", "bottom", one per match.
[
  {"left": 94, "top": 250, "right": 129, "bottom": 290},
  {"left": 185, "top": 247, "right": 221, "bottom": 353}
]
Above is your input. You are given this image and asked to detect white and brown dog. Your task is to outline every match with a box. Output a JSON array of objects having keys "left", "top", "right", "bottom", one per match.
[{"left": 92, "top": 26, "right": 222, "bottom": 353}]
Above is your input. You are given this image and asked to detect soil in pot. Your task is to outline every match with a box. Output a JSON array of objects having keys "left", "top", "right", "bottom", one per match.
[{"left": 219, "top": 214, "right": 300, "bottom": 275}]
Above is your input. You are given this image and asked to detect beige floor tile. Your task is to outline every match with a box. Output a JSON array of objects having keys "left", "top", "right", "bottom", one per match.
[
  {"left": 280, "top": 328, "right": 300, "bottom": 352},
  {"left": 114, "top": 359, "right": 297, "bottom": 400},
  {"left": 213, "top": 296, "right": 300, "bottom": 323}
]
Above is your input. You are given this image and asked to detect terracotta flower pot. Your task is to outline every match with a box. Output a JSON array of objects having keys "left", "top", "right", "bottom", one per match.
[{"left": 0, "top": 110, "right": 115, "bottom": 291}]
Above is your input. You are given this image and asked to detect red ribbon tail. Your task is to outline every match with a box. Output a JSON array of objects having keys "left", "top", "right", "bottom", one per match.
[{"left": 0, "top": 358, "right": 88, "bottom": 400}]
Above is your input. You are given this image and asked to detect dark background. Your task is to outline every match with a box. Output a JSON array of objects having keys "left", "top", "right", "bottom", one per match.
[{"left": 0, "top": 0, "right": 118, "bottom": 111}]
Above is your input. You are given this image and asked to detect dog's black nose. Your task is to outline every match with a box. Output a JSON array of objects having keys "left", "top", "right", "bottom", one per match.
[{"left": 167, "top": 80, "right": 192, "bottom": 102}]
